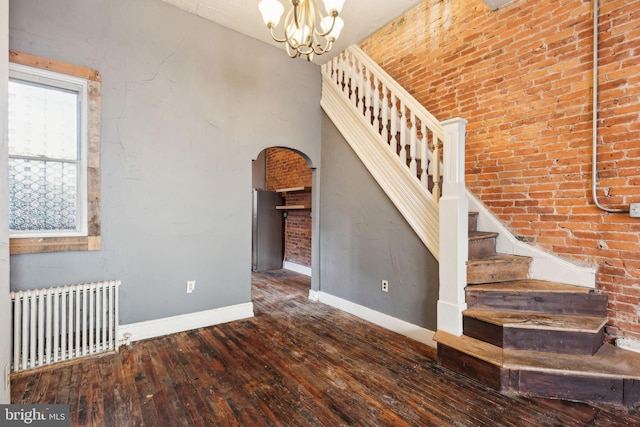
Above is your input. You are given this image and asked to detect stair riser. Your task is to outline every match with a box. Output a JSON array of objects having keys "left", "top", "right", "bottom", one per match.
[
  {"left": 463, "top": 317, "right": 604, "bottom": 355},
  {"left": 436, "top": 330, "right": 640, "bottom": 407},
  {"left": 437, "top": 344, "right": 513, "bottom": 391},
  {"left": 503, "top": 327, "right": 604, "bottom": 356},
  {"left": 518, "top": 371, "right": 627, "bottom": 405},
  {"left": 625, "top": 380, "right": 640, "bottom": 406},
  {"left": 463, "top": 317, "right": 503, "bottom": 347},
  {"left": 468, "top": 213, "right": 478, "bottom": 233},
  {"left": 468, "top": 237, "right": 497, "bottom": 259},
  {"left": 466, "top": 292, "right": 608, "bottom": 316},
  {"left": 439, "top": 350, "right": 640, "bottom": 406},
  {"left": 467, "top": 262, "right": 530, "bottom": 284}
]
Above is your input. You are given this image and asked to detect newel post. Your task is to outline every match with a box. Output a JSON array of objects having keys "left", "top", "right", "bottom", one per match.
[{"left": 437, "top": 118, "right": 468, "bottom": 336}]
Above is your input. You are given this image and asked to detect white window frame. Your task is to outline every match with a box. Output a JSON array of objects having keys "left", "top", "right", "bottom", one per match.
[{"left": 8, "top": 63, "right": 89, "bottom": 238}]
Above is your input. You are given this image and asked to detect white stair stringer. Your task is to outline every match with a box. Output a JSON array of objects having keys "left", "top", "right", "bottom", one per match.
[{"left": 321, "top": 71, "right": 440, "bottom": 260}]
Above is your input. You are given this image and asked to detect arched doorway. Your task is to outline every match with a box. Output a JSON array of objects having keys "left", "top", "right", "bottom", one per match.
[{"left": 251, "top": 147, "right": 313, "bottom": 276}]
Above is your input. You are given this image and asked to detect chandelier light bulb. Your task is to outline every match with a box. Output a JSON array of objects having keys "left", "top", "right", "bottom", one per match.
[
  {"left": 259, "top": 0, "right": 285, "bottom": 27},
  {"left": 321, "top": 16, "right": 343, "bottom": 40},
  {"left": 287, "top": 22, "right": 312, "bottom": 46}
]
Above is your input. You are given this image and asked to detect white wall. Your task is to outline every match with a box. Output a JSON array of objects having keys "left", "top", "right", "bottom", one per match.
[
  {"left": 9, "top": 0, "right": 321, "bottom": 325},
  {"left": 0, "top": 0, "right": 10, "bottom": 404}
]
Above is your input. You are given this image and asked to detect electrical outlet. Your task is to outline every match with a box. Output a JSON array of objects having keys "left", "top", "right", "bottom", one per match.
[
  {"left": 5, "top": 363, "right": 10, "bottom": 390},
  {"left": 186, "top": 280, "right": 196, "bottom": 294},
  {"left": 631, "top": 203, "right": 640, "bottom": 218},
  {"left": 381, "top": 280, "right": 389, "bottom": 293}
]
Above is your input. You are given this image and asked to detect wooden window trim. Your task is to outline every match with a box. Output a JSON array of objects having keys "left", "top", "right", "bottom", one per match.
[{"left": 9, "top": 50, "right": 101, "bottom": 254}]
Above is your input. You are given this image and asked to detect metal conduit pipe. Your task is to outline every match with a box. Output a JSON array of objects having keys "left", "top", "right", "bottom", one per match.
[{"left": 591, "top": 0, "right": 629, "bottom": 213}]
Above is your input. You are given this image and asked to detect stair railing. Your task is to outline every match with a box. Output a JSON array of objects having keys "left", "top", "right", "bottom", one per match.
[
  {"left": 322, "top": 45, "right": 444, "bottom": 202},
  {"left": 321, "top": 45, "right": 469, "bottom": 336}
]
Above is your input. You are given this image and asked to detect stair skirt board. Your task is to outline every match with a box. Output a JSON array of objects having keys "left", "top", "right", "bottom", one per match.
[
  {"left": 466, "top": 191, "right": 596, "bottom": 288},
  {"left": 321, "top": 71, "right": 440, "bottom": 260}
]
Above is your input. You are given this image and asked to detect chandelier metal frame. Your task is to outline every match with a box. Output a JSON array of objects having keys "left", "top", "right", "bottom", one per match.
[{"left": 259, "top": 0, "right": 345, "bottom": 61}]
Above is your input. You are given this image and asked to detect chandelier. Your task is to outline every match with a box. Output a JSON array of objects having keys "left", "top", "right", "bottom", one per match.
[{"left": 258, "top": 0, "right": 346, "bottom": 61}]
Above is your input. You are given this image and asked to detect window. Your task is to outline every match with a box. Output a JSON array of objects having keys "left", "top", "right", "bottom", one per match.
[
  {"left": 8, "top": 51, "right": 101, "bottom": 254},
  {"left": 9, "top": 64, "right": 87, "bottom": 236}
]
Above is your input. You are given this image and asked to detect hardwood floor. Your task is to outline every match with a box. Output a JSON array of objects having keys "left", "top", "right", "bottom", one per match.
[{"left": 11, "top": 269, "right": 640, "bottom": 426}]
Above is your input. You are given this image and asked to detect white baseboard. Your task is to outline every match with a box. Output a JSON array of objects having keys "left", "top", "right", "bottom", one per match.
[
  {"left": 283, "top": 261, "right": 312, "bottom": 277},
  {"left": 308, "top": 288, "right": 319, "bottom": 302},
  {"left": 119, "top": 302, "right": 254, "bottom": 344},
  {"left": 316, "top": 292, "right": 436, "bottom": 348}
]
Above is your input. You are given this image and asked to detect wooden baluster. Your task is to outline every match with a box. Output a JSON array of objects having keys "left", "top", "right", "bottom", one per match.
[
  {"left": 351, "top": 57, "right": 359, "bottom": 109},
  {"left": 409, "top": 111, "right": 417, "bottom": 176},
  {"left": 348, "top": 52, "right": 355, "bottom": 105},
  {"left": 364, "top": 68, "right": 372, "bottom": 123},
  {"left": 357, "top": 60, "right": 364, "bottom": 112},
  {"left": 338, "top": 53, "right": 345, "bottom": 91},
  {"left": 420, "top": 122, "right": 428, "bottom": 189},
  {"left": 399, "top": 102, "right": 407, "bottom": 162},
  {"left": 381, "top": 85, "right": 389, "bottom": 143},
  {"left": 390, "top": 93, "right": 398, "bottom": 152},
  {"left": 373, "top": 76, "right": 380, "bottom": 133},
  {"left": 432, "top": 137, "right": 441, "bottom": 201}
]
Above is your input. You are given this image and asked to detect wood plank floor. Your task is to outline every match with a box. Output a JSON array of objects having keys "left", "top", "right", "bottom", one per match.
[{"left": 11, "top": 269, "right": 640, "bottom": 426}]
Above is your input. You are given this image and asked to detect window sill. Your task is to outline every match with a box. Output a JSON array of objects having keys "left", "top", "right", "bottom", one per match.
[{"left": 10, "top": 236, "right": 101, "bottom": 255}]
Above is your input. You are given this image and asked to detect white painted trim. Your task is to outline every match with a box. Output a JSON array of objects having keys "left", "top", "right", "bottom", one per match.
[
  {"left": 308, "top": 289, "right": 320, "bottom": 302},
  {"left": 119, "top": 303, "right": 254, "bottom": 344},
  {"left": 321, "top": 72, "right": 440, "bottom": 259},
  {"left": 283, "top": 261, "right": 312, "bottom": 277},
  {"left": 437, "top": 300, "right": 466, "bottom": 337},
  {"left": 438, "top": 118, "right": 468, "bottom": 335},
  {"left": 466, "top": 190, "right": 596, "bottom": 288},
  {"left": 316, "top": 292, "right": 436, "bottom": 348}
]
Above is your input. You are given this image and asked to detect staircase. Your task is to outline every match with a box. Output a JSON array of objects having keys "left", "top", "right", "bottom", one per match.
[
  {"left": 322, "top": 45, "right": 640, "bottom": 406},
  {"left": 434, "top": 212, "right": 640, "bottom": 406}
]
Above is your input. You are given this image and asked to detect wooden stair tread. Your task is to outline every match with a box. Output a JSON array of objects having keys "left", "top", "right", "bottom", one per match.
[
  {"left": 504, "top": 343, "right": 640, "bottom": 380},
  {"left": 464, "top": 309, "right": 607, "bottom": 333},
  {"left": 468, "top": 231, "right": 499, "bottom": 241},
  {"left": 436, "top": 331, "right": 640, "bottom": 381},
  {"left": 434, "top": 330, "right": 502, "bottom": 366},
  {"left": 466, "top": 279, "right": 594, "bottom": 294},
  {"left": 467, "top": 254, "right": 531, "bottom": 265}
]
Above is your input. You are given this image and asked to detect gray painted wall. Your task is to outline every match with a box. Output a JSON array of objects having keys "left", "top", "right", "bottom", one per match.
[
  {"left": 319, "top": 113, "right": 439, "bottom": 330},
  {"left": 1, "top": 0, "right": 10, "bottom": 404},
  {"left": 9, "top": 0, "right": 321, "bottom": 324}
]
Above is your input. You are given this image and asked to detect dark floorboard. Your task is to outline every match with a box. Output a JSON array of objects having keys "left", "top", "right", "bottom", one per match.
[{"left": 11, "top": 269, "right": 640, "bottom": 426}]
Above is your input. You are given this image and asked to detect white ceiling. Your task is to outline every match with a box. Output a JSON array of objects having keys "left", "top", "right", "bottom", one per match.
[{"left": 161, "top": 0, "right": 423, "bottom": 63}]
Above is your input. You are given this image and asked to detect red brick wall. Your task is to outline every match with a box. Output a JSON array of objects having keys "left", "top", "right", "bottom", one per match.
[
  {"left": 360, "top": 0, "right": 640, "bottom": 340},
  {"left": 265, "top": 148, "right": 312, "bottom": 267}
]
